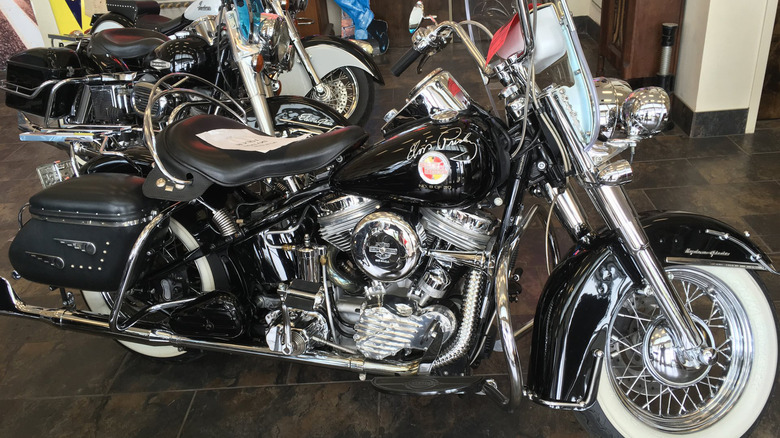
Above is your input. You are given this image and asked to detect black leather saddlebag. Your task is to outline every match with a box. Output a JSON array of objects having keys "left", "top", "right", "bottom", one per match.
[
  {"left": 5, "top": 47, "right": 85, "bottom": 118},
  {"left": 9, "top": 174, "right": 161, "bottom": 291},
  {"left": 107, "top": 0, "right": 161, "bottom": 21}
]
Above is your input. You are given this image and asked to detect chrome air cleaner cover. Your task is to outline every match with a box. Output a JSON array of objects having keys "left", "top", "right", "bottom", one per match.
[{"left": 351, "top": 211, "right": 424, "bottom": 281}]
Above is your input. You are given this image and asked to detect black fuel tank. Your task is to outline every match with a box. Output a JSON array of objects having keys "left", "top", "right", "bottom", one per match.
[{"left": 332, "top": 116, "right": 505, "bottom": 208}]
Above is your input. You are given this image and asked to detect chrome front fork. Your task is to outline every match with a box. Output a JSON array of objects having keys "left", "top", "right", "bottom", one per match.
[
  {"left": 268, "top": 0, "right": 325, "bottom": 94},
  {"left": 587, "top": 184, "right": 712, "bottom": 367},
  {"left": 225, "top": 10, "right": 276, "bottom": 135}
]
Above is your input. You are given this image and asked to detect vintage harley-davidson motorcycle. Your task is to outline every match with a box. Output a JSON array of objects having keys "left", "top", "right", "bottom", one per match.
[
  {"left": 91, "top": 0, "right": 382, "bottom": 125},
  {"left": 1, "top": 1, "right": 777, "bottom": 436},
  {"left": 0, "top": 0, "right": 365, "bottom": 178}
]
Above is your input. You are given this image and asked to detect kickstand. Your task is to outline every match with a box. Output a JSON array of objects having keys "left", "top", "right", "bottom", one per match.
[{"left": 59, "top": 287, "right": 75, "bottom": 310}]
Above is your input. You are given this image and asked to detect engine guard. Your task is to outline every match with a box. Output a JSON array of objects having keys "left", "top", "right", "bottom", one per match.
[{"left": 525, "top": 210, "right": 775, "bottom": 409}]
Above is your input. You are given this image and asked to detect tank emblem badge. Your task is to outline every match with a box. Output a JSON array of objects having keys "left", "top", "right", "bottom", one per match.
[
  {"left": 418, "top": 152, "right": 450, "bottom": 185},
  {"left": 150, "top": 59, "right": 172, "bottom": 71}
]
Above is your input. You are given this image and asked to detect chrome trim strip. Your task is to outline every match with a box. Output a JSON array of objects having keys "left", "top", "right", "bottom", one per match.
[
  {"left": 527, "top": 350, "right": 604, "bottom": 411},
  {"left": 665, "top": 257, "right": 766, "bottom": 270},
  {"left": 31, "top": 213, "right": 154, "bottom": 228}
]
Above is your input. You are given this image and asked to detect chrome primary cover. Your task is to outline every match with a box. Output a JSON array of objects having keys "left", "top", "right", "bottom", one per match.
[{"left": 351, "top": 212, "right": 424, "bottom": 281}]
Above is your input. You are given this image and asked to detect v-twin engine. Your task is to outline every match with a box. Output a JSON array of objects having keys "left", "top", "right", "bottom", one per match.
[{"left": 265, "top": 194, "right": 499, "bottom": 362}]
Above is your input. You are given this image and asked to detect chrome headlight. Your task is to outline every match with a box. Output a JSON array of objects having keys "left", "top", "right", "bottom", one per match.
[
  {"left": 255, "top": 13, "right": 293, "bottom": 72},
  {"left": 622, "top": 87, "right": 670, "bottom": 138},
  {"left": 593, "top": 77, "right": 632, "bottom": 140}
]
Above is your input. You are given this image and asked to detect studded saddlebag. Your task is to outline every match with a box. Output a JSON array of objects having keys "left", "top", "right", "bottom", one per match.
[{"left": 9, "top": 174, "right": 162, "bottom": 291}]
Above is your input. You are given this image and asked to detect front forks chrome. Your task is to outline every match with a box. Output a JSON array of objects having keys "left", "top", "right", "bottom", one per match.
[{"left": 587, "top": 184, "right": 713, "bottom": 368}]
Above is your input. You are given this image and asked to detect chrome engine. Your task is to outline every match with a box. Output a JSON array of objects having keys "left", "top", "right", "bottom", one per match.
[{"left": 288, "top": 195, "right": 500, "bottom": 360}]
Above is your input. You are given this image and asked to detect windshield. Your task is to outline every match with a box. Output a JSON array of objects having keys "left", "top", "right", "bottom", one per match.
[{"left": 494, "top": 1, "right": 599, "bottom": 149}]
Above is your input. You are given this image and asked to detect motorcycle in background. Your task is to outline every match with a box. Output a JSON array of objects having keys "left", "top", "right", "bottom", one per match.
[
  {"left": 1, "top": 0, "right": 348, "bottom": 187},
  {"left": 91, "top": 0, "right": 382, "bottom": 125},
  {"left": 0, "top": 1, "right": 777, "bottom": 437}
]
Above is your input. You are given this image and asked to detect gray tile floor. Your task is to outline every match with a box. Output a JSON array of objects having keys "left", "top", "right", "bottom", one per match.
[{"left": 0, "top": 39, "right": 779, "bottom": 437}]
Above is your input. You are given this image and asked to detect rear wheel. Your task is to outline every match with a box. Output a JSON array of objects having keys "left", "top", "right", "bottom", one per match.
[
  {"left": 82, "top": 218, "right": 216, "bottom": 359},
  {"left": 577, "top": 266, "right": 778, "bottom": 437}
]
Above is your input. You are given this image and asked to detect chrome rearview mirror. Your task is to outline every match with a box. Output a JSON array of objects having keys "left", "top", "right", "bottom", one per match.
[{"left": 409, "top": 1, "right": 425, "bottom": 33}]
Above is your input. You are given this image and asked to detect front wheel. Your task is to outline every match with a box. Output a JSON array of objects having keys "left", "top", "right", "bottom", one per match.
[
  {"left": 306, "top": 67, "right": 374, "bottom": 126},
  {"left": 577, "top": 266, "right": 778, "bottom": 437}
]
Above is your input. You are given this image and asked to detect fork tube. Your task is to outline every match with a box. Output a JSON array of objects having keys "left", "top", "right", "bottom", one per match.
[
  {"left": 269, "top": 0, "right": 324, "bottom": 92},
  {"left": 225, "top": 10, "right": 276, "bottom": 135},
  {"left": 539, "top": 92, "right": 706, "bottom": 364},
  {"left": 588, "top": 184, "right": 705, "bottom": 355}
]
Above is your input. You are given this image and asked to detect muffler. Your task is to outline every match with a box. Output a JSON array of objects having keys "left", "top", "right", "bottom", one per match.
[{"left": 0, "top": 277, "right": 419, "bottom": 376}]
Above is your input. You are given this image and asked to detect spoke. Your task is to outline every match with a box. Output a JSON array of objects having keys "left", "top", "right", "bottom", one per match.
[
  {"left": 677, "top": 388, "right": 691, "bottom": 415},
  {"left": 706, "top": 299, "right": 721, "bottom": 325},
  {"left": 628, "top": 299, "right": 650, "bottom": 332},
  {"left": 694, "top": 382, "right": 706, "bottom": 403},
  {"left": 613, "top": 338, "right": 643, "bottom": 356},
  {"left": 624, "top": 366, "right": 649, "bottom": 396}
]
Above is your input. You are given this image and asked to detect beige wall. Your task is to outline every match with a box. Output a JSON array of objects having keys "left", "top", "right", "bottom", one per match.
[{"left": 676, "top": 0, "right": 778, "bottom": 133}]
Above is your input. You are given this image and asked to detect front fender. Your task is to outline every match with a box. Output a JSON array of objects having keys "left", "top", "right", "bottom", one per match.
[
  {"left": 277, "top": 36, "right": 384, "bottom": 97},
  {"left": 526, "top": 211, "right": 774, "bottom": 408}
]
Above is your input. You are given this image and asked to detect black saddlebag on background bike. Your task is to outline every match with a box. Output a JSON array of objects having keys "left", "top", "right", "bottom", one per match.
[
  {"left": 9, "top": 174, "right": 161, "bottom": 291},
  {"left": 4, "top": 47, "right": 85, "bottom": 118}
]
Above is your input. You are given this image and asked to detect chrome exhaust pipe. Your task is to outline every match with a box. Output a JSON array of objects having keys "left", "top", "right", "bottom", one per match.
[{"left": 0, "top": 278, "right": 419, "bottom": 376}]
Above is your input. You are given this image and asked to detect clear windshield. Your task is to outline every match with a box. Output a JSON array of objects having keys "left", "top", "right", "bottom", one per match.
[{"left": 526, "top": 1, "right": 600, "bottom": 149}]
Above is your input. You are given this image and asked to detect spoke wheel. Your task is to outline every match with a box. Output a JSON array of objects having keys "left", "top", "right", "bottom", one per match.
[
  {"left": 606, "top": 267, "right": 750, "bottom": 431},
  {"left": 307, "top": 67, "right": 374, "bottom": 126},
  {"left": 578, "top": 266, "right": 778, "bottom": 437}
]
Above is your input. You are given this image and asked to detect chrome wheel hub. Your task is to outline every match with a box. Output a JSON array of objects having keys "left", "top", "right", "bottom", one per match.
[
  {"left": 307, "top": 68, "right": 358, "bottom": 119},
  {"left": 642, "top": 317, "right": 715, "bottom": 388}
]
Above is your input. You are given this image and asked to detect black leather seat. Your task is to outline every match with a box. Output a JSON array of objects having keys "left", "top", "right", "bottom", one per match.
[
  {"left": 137, "top": 15, "right": 189, "bottom": 34},
  {"left": 157, "top": 115, "right": 368, "bottom": 186},
  {"left": 88, "top": 28, "right": 167, "bottom": 59}
]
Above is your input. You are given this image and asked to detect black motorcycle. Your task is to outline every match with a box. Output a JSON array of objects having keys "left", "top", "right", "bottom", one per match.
[
  {"left": 1, "top": 0, "right": 348, "bottom": 184},
  {"left": 1, "top": 1, "right": 777, "bottom": 436},
  {"left": 91, "top": 0, "right": 383, "bottom": 125}
]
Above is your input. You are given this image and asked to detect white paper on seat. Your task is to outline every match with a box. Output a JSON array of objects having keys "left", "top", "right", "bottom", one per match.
[{"left": 196, "top": 128, "right": 298, "bottom": 153}]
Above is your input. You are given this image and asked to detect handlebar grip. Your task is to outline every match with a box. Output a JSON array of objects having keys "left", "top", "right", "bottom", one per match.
[{"left": 391, "top": 47, "right": 424, "bottom": 77}]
